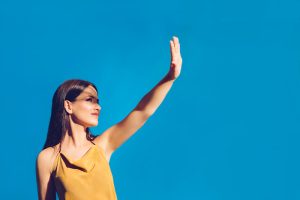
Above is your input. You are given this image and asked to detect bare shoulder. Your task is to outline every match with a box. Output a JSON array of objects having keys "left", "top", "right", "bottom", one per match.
[
  {"left": 36, "top": 146, "right": 58, "bottom": 200},
  {"left": 36, "top": 145, "right": 59, "bottom": 173}
]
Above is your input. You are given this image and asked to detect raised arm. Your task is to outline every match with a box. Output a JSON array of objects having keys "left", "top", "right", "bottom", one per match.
[{"left": 94, "top": 36, "right": 182, "bottom": 159}]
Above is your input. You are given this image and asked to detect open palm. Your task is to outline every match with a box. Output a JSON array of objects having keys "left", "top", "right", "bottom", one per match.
[{"left": 168, "top": 36, "right": 182, "bottom": 80}]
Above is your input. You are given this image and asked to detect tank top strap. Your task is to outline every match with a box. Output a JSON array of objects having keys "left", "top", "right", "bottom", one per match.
[{"left": 51, "top": 150, "right": 60, "bottom": 174}]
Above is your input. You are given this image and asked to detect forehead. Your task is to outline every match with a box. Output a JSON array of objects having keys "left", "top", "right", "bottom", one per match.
[{"left": 79, "top": 85, "right": 98, "bottom": 97}]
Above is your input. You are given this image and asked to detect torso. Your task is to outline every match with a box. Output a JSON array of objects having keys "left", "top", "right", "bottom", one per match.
[
  {"left": 56, "top": 142, "right": 97, "bottom": 162},
  {"left": 45, "top": 140, "right": 111, "bottom": 174},
  {"left": 50, "top": 140, "right": 118, "bottom": 200}
]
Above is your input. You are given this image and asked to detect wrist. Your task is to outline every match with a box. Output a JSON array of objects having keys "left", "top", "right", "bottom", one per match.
[{"left": 165, "top": 71, "right": 176, "bottom": 82}]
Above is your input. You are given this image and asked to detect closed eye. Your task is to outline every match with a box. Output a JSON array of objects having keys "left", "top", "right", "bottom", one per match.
[
  {"left": 86, "top": 97, "right": 99, "bottom": 104},
  {"left": 86, "top": 98, "right": 93, "bottom": 102}
]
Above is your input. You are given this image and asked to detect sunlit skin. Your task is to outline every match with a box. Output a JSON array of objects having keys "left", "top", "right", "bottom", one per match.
[
  {"left": 36, "top": 36, "right": 182, "bottom": 200},
  {"left": 169, "top": 36, "right": 182, "bottom": 80}
]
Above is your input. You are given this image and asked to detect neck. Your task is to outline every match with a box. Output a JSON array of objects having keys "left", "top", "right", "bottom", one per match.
[{"left": 61, "top": 119, "right": 90, "bottom": 149}]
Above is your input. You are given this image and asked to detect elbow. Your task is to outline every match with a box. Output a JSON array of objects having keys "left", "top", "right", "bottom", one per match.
[
  {"left": 143, "top": 109, "right": 154, "bottom": 118},
  {"left": 134, "top": 105, "right": 154, "bottom": 118},
  {"left": 139, "top": 105, "right": 154, "bottom": 117}
]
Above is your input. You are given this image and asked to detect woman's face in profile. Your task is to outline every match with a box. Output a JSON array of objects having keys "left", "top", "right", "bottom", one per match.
[{"left": 68, "top": 85, "right": 101, "bottom": 128}]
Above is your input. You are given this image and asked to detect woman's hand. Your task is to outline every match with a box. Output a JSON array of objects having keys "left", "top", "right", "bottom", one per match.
[{"left": 168, "top": 36, "right": 182, "bottom": 81}]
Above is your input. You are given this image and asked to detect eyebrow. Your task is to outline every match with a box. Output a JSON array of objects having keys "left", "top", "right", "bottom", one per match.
[{"left": 82, "top": 91, "right": 99, "bottom": 98}]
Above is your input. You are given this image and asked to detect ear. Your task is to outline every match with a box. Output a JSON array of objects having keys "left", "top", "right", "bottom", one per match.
[{"left": 64, "top": 100, "right": 73, "bottom": 114}]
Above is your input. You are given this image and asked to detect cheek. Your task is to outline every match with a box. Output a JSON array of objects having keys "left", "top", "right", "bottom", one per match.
[
  {"left": 74, "top": 104, "right": 93, "bottom": 116},
  {"left": 72, "top": 104, "right": 96, "bottom": 125}
]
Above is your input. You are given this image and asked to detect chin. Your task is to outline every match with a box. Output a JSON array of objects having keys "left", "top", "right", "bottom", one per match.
[{"left": 87, "top": 121, "right": 98, "bottom": 127}]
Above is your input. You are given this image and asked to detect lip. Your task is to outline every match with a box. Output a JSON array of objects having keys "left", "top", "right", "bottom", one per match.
[{"left": 91, "top": 113, "right": 99, "bottom": 116}]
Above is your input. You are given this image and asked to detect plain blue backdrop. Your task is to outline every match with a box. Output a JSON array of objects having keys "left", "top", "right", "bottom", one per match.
[{"left": 0, "top": 0, "right": 299, "bottom": 199}]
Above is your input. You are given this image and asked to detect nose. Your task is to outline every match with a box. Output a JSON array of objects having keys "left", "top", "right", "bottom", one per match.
[{"left": 95, "top": 103, "right": 101, "bottom": 111}]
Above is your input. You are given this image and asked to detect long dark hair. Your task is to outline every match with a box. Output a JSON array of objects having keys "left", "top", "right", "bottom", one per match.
[{"left": 43, "top": 79, "right": 98, "bottom": 150}]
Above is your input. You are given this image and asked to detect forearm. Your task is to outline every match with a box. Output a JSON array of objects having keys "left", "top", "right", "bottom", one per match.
[
  {"left": 135, "top": 72, "right": 175, "bottom": 116},
  {"left": 134, "top": 36, "right": 182, "bottom": 116}
]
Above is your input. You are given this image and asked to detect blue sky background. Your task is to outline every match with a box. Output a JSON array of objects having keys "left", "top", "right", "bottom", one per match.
[{"left": 0, "top": 0, "right": 299, "bottom": 199}]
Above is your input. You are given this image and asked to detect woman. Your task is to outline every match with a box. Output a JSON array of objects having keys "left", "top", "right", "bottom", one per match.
[{"left": 36, "top": 36, "right": 182, "bottom": 200}]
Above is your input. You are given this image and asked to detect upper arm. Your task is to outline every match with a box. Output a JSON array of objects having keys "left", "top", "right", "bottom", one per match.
[
  {"left": 36, "top": 149, "right": 56, "bottom": 200},
  {"left": 94, "top": 109, "right": 150, "bottom": 155}
]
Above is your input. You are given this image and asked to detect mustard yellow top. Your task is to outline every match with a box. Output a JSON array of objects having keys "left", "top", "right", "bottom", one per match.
[{"left": 51, "top": 142, "right": 118, "bottom": 200}]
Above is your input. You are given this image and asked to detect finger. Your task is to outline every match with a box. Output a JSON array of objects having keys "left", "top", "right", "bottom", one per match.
[
  {"left": 170, "top": 40, "right": 175, "bottom": 59},
  {"left": 173, "top": 36, "right": 179, "bottom": 53}
]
